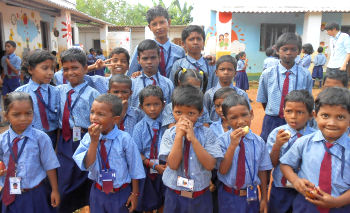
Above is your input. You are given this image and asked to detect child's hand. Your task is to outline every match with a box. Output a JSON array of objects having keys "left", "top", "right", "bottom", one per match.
[
  {"left": 155, "top": 164, "right": 166, "bottom": 174},
  {"left": 50, "top": 189, "right": 60, "bottom": 207},
  {"left": 209, "top": 180, "right": 216, "bottom": 192},
  {"left": 94, "top": 59, "right": 107, "bottom": 70},
  {"left": 88, "top": 123, "right": 102, "bottom": 143},
  {"left": 259, "top": 198, "right": 267, "bottom": 213},
  {"left": 131, "top": 71, "right": 142, "bottom": 78},
  {"left": 5, "top": 58, "right": 10, "bottom": 65},
  {"left": 175, "top": 117, "right": 187, "bottom": 137},
  {"left": 0, "top": 161, "right": 6, "bottom": 176},
  {"left": 292, "top": 177, "right": 315, "bottom": 196},
  {"left": 126, "top": 192, "right": 138, "bottom": 212},
  {"left": 305, "top": 187, "right": 337, "bottom": 208},
  {"left": 229, "top": 128, "right": 245, "bottom": 147},
  {"left": 275, "top": 129, "right": 291, "bottom": 147},
  {"left": 0, "top": 169, "right": 7, "bottom": 176},
  {"left": 181, "top": 117, "right": 196, "bottom": 142},
  {"left": 204, "top": 55, "right": 216, "bottom": 65}
]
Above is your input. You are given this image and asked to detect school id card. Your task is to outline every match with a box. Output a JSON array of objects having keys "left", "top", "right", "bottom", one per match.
[
  {"left": 9, "top": 177, "right": 22, "bottom": 195},
  {"left": 246, "top": 185, "right": 258, "bottom": 201},
  {"left": 73, "top": 126, "right": 81, "bottom": 142},
  {"left": 177, "top": 176, "right": 194, "bottom": 191},
  {"left": 150, "top": 159, "right": 159, "bottom": 174}
]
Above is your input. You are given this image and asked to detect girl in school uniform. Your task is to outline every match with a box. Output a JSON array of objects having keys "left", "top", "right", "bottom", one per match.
[
  {"left": 300, "top": 43, "right": 314, "bottom": 69},
  {"left": 235, "top": 52, "right": 249, "bottom": 92},
  {"left": 0, "top": 92, "right": 60, "bottom": 212}
]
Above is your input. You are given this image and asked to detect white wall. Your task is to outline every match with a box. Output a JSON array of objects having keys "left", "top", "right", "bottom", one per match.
[
  {"left": 342, "top": 13, "right": 350, "bottom": 25},
  {"left": 79, "top": 31, "right": 100, "bottom": 51}
]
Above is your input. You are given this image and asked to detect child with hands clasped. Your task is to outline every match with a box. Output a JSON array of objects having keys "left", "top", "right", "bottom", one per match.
[
  {"left": 73, "top": 94, "right": 145, "bottom": 213},
  {"left": 217, "top": 94, "right": 272, "bottom": 213},
  {"left": 0, "top": 92, "right": 60, "bottom": 212},
  {"left": 280, "top": 87, "right": 350, "bottom": 212},
  {"left": 159, "top": 85, "right": 223, "bottom": 213},
  {"left": 267, "top": 90, "right": 315, "bottom": 213}
]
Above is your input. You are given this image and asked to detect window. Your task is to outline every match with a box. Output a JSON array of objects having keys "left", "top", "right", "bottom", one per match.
[
  {"left": 260, "top": 24, "right": 296, "bottom": 51},
  {"left": 93, "top": 39, "right": 101, "bottom": 50},
  {"left": 40, "top": 21, "right": 49, "bottom": 50},
  {"left": 341, "top": 25, "right": 350, "bottom": 36}
]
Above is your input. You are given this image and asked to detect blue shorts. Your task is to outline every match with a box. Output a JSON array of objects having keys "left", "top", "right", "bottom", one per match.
[
  {"left": 268, "top": 184, "right": 297, "bottom": 213},
  {"left": 2, "top": 76, "right": 20, "bottom": 95},
  {"left": 260, "top": 114, "right": 286, "bottom": 142},
  {"left": 312, "top": 65, "right": 323, "bottom": 79}
]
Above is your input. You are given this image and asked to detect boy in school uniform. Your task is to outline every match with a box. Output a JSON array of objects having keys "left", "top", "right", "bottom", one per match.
[
  {"left": 108, "top": 74, "right": 144, "bottom": 136},
  {"left": 129, "top": 39, "right": 174, "bottom": 108},
  {"left": 312, "top": 46, "right": 327, "bottom": 88},
  {"left": 73, "top": 94, "right": 145, "bottom": 213},
  {"left": 280, "top": 87, "right": 350, "bottom": 212},
  {"left": 159, "top": 85, "right": 223, "bottom": 213},
  {"left": 267, "top": 90, "right": 315, "bottom": 213},
  {"left": 257, "top": 32, "right": 313, "bottom": 142},
  {"left": 169, "top": 25, "right": 217, "bottom": 89},
  {"left": 322, "top": 69, "right": 348, "bottom": 89},
  {"left": 128, "top": 5, "right": 185, "bottom": 78},
  {"left": 56, "top": 48, "right": 100, "bottom": 213},
  {"left": 1, "top": 41, "right": 21, "bottom": 96}
]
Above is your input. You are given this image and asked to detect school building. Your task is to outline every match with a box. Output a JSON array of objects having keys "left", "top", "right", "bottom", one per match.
[
  {"left": 192, "top": 0, "right": 350, "bottom": 76},
  {"left": 0, "top": 0, "right": 112, "bottom": 59}
]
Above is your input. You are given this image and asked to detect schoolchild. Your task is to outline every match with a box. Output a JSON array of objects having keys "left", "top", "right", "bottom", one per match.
[
  {"left": 128, "top": 5, "right": 185, "bottom": 78},
  {"left": 53, "top": 68, "right": 69, "bottom": 85},
  {"left": 94, "top": 49, "right": 106, "bottom": 76},
  {"left": 263, "top": 47, "right": 279, "bottom": 70},
  {"left": 15, "top": 49, "right": 60, "bottom": 147},
  {"left": 235, "top": 51, "right": 249, "bottom": 92},
  {"left": 170, "top": 25, "right": 217, "bottom": 89},
  {"left": 312, "top": 46, "right": 327, "bottom": 88},
  {"left": 56, "top": 48, "right": 100, "bottom": 213},
  {"left": 280, "top": 87, "right": 350, "bottom": 212},
  {"left": 162, "top": 68, "right": 211, "bottom": 128},
  {"left": 322, "top": 69, "right": 348, "bottom": 88},
  {"left": 209, "top": 87, "right": 237, "bottom": 137},
  {"left": 159, "top": 85, "right": 223, "bottom": 213},
  {"left": 129, "top": 39, "right": 174, "bottom": 107},
  {"left": 73, "top": 94, "right": 145, "bottom": 213},
  {"left": 0, "top": 92, "right": 60, "bottom": 212},
  {"left": 257, "top": 32, "right": 313, "bottom": 142},
  {"left": 300, "top": 43, "right": 314, "bottom": 69},
  {"left": 204, "top": 55, "right": 250, "bottom": 122},
  {"left": 108, "top": 74, "right": 143, "bottom": 135},
  {"left": 266, "top": 90, "right": 315, "bottom": 213},
  {"left": 133, "top": 85, "right": 166, "bottom": 212},
  {"left": 1, "top": 41, "right": 21, "bottom": 96},
  {"left": 217, "top": 94, "right": 272, "bottom": 213}
]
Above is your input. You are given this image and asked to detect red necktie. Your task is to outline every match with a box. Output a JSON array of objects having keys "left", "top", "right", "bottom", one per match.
[
  {"left": 150, "top": 77, "right": 156, "bottom": 86},
  {"left": 281, "top": 132, "right": 302, "bottom": 186},
  {"left": 236, "top": 137, "right": 246, "bottom": 190},
  {"left": 7, "top": 55, "right": 12, "bottom": 75},
  {"left": 36, "top": 87, "right": 50, "bottom": 130},
  {"left": 184, "top": 139, "right": 191, "bottom": 178},
  {"left": 159, "top": 46, "right": 166, "bottom": 77},
  {"left": 2, "top": 137, "right": 20, "bottom": 206},
  {"left": 119, "top": 119, "right": 125, "bottom": 131},
  {"left": 149, "top": 128, "right": 159, "bottom": 180},
  {"left": 100, "top": 139, "right": 113, "bottom": 194},
  {"left": 62, "top": 89, "right": 74, "bottom": 142},
  {"left": 279, "top": 72, "right": 290, "bottom": 118}
]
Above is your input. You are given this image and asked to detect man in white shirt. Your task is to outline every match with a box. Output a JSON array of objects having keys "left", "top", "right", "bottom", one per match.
[{"left": 325, "top": 22, "right": 350, "bottom": 72}]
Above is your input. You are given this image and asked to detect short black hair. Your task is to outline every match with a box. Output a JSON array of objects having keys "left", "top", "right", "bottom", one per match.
[
  {"left": 265, "top": 47, "right": 274, "bottom": 57},
  {"left": 302, "top": 43, "right": 314, "bottom": 55},
  {"left": 325, "top": 22, "right": 340, "bottom": 31},
  {"left": 181, "top": 25, "right": 205, "bottom": 42},
  {"left": 109, "top": 47, "right": 130, "bottom": 65},
  {"left": 222, "top": 94, "right": 250, "bottom": 118},
  {"left": 213, "top": 87, "right": 237, "bottom": 102},
  {"left": 323, "top": 69, "right": 348, "bottom": 87},
  {"left": 317, "top": 46, "right": 324, "bottom": 53},
  {"left": 109, "top": 74, "right": 132, "bottom": 90},
  {"left": 94, "top": 94, "right": 123, "bottom": 116},
  {"left": 89, "top": 48, "right": 95, "bottom": 53},
  {"left": 60, "top": 48, "right": 87, "bottom": 67},
  {"left": 172, "top": 85, "right": 203, "bottom": 112},
  {"left": 216, "top": 55, "right": 237, "bottom": 71},
  {"left": 137, "top": 39, "right": 160, "bottom": 57},
  {"left": 174, "top": 68, "right": 208, "bottom": 93},
  {"left": 139, "top": 85, "right": 164, "bottom": 105},
  {"left": 96, "top": 49, "right": 103, "bottom": 55},
  {"left": 4, "top": 92, "right": 33, "bottom": 113},
  {"left": 5, "top": 40, "right": 16, "bottom": 48},
  {"left": 315, "top": 87, "right": 350, "bottom": 114},
  {"left": 275, "top": 32, "right": 302, "bottom": 53},
  {"left": 146, "top": 5, "right": 169, "bottom": 24},
  {"left": 235, "top": 51, "right": 246, "bottom": 61},
  {"left": 284, "top": 90, "right": 314, "bottom": 114},
  {"left": 21, "top": 49, "right": 55, "bottom": 76}
]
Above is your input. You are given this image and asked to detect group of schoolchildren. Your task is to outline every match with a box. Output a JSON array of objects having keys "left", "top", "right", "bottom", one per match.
[{"left": 0, "top": 5, "right": 349, "bottom": 213}]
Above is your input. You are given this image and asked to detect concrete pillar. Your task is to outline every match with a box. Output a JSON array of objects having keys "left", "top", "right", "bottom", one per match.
[
  {"left": 73, "top": 22, "right": 80, "bottom": 45},
  {"left": 100, "top": 24, "right": 108, "bottom": 56},
  {"left": 302, "top": 12, "right": 322, "bottom": 50},
  {"left": 56, "top": 10, "right": 73, "bottom": 53}
]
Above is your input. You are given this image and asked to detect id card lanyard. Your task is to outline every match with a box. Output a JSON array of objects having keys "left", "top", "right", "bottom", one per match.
[
  {"left": 35, "top": 87, "right": 57, "bottom": 114},
  {"left": 7, "top": 134, "right": 28, "bottom": 176},
  {"left": 276, "top": 65, "right": 299, "bottom": 93},
  {"left": 68, "top": 84, "right": 88, "bottom": 126},
  {"left": 322, "top": 141, "right": 345, "bottom": 178},
  {"left": 142, "top": 72, "right": 160, "bottom": 88},
  {"left": 146, "top": 122, "right": 161, "bottom": 159},
  {"left": 244, "top": 140, "right": 256, "bottom": 187},
  {"left": 97, "top": 139, "right": 114, "bottom": 170}
]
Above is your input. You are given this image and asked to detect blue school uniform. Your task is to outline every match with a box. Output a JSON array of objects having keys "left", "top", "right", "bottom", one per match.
[
  {"left": 1, "top": 53, "right": 21, "bottom": 95},
  {"left": 169, "top": 55, "right": 217, "bottom": 90},
  {"left": 128, "top": 40, "right": 185, "bottom": 78},
  {"left": 0, "top": 126, "right": 60, "bottom": 212},
  {"left": 300, "top": 54, "right": 312, "bottom": 69},
  {"left": 84, "top": 74, "right": 110, "bottom": 94},
  {"left": 312, "top": 53, "right": 327, "bottom": 79},
  {"left": 216, "top": 129, "right": 273, "bottom": 213},
  {"left": 133, "top": 115, "right": 166, "bottom": 211},
  {"left": 235, "top": 59, "right": 249, "bottom": 90},
  {"left": 280, "top": 131, "right": 350, "bottom": 213},
  {"left": 162, "top": 102, "right": 211, "bottom": 127},
  {"left": 209, "top": 118, "right": 230, "bottom": 137},
  {"left": 263, "top": 57, "right": 279, "bottom": 70},
  {"left": 130, "top": 72, "right": 174, "bottom": 107},
  {"left": 203, "top": 83, "right": 251, "bottom": 122},
  {"left": 56, "top": 81, "right": 100, "bottom": 212},
  {"left": 266, "top": 124, "right": 315, "bottom": 213},
  {"left": 94, "top": 54, "right": 106, "bottom": 76},
  {"left": 73, "top": 125, "right": 145, "bottom": 213},
  {"left": 121, "top": 106, "right": 144, "bottom": 136},
  {"left": 53, "top": 69, "right": 66, "bottom": 85},
  {"left": 159, "top": 123, "right": 223, "bottom": 213},
  {"left": 257, "top": 62, "right": 313, "bottom": 141},
  {"left": 15, "top": 79, "right": 60, "bottom": 146}
]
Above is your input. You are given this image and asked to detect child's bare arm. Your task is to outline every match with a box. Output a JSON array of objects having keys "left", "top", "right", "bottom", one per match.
[
  {"left": 270, "top": 129, "right": 290, "bottom": 167},
  {"left": 167, "top": 120, "right": 186, "bottom": 170},
  {"left": 258, "top": 170, "right": 268, "bottom": 212},
  {"left": 84, "top": 123, "right": 101, "bottom": 168},
  {"left": 126, "top": 179, "right": 139, "bottom": 212},
  {"left": 280, "top": 164, "right": 314, "bottom": 195},
  {"left": 46, "top": 169, "right": 60, "bottom": 207},
  {"left": 307, "top": 188, "right": 350, "bottom": 208}
]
